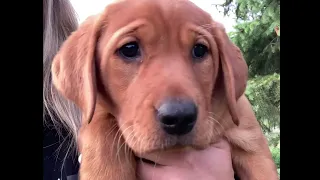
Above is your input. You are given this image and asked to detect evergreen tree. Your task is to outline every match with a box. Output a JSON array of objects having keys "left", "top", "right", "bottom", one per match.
[{"left": 218, "top": 0, "right": 280, "bottom": 77}]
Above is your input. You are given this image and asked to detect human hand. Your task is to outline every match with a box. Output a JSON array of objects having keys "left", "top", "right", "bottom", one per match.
[{"left": 137, "top": 139, "right": 234, "bottom": 180}]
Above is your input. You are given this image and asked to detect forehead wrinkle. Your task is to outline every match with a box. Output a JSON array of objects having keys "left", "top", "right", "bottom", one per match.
[
  {"left": 177, "top": 23, "right": 214, "bottom": 50},
  {"left": 100, "top": 19, "right": 149, "bottom": 62},
  {"left": 108, "top": 0, "right": 167, "bottom": 27},
  {"left": 186, "top": 23, "right": 215, "bottom": 40},
  {"left": 152, "top": 0, "right": 213, "bottom": 49}
]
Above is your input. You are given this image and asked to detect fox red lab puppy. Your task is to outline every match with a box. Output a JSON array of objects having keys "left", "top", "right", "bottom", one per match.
[{"left": 51, "top": 0, "right": 278, "bottom": 179}]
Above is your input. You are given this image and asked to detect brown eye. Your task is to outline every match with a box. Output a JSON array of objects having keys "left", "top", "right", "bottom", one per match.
[
  {"left": 192, "top": 43, "right": 208, "bottom": 60},
  {"left": 118, "top": 41, "right": 141, "bottom": 61}
]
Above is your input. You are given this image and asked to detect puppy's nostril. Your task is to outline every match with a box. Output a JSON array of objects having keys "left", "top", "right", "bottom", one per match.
[
  {"left": 156, "top": 99, "right": 198, "bottom": 135},
  {"left": 161, "top": 116, "right": 178, "bottom": 126},
  {"left": 185, "top": 114, "right": 196, "bottom": 125}
]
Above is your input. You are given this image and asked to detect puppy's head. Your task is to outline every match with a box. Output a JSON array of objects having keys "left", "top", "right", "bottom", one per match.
[{"left": 52, "top": 0, "right": 247, "bottom": 155}]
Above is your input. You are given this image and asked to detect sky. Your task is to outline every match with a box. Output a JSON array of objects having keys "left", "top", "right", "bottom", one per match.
[{"left": 70, "top": 0, "right": 236, "bottom": 32}]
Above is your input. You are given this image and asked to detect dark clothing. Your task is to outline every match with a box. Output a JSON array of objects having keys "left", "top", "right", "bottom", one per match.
[{"left": 43, "top": 115, "right": 79, "bottom": 180}]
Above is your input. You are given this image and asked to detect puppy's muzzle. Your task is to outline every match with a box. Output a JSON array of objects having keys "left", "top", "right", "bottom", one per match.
[{"left": 156, "top": 98, "right": 198, "bottom": 135}]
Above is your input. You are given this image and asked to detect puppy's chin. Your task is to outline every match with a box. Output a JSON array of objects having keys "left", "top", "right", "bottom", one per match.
[
  {"left": 135, "top": 146, "right": 195, "bottom": 166},
  {"left": 125, "top": 130, "right": 215, "bottom": 155},
  {"left": 137, "top": 144, "right": 192, "bottom": 155},
  {"left": 137, "top": 157, "right": 160, "bottom": 166}
]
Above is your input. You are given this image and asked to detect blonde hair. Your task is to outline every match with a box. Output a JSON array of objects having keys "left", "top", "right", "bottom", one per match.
[{"left": 43, "top": 0, "right": 81, "bottom": 152}]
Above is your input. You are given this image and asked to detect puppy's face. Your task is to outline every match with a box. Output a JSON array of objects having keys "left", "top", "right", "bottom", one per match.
[
  {"left": 52, "top": 0, "right": 247, "bottom": 156},
  {"left": 97, "top": 0, "right": 233, "bottom": 154}
]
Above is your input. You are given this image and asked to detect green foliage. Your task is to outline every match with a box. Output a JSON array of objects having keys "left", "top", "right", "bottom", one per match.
[
  {"left": 220, "top": 0, "right": 280, "bottom": 77},
  {"left": 265, "top": 130, "right": 280, "bottom": 148},
  {"left": 230, "top": 22, "right": 280, "bottom": 77},
  {"left": 270, "top": 146, "right": 280, "bottom": 168},
  {"left": 270, "top": 145, "right": 280, "bottom": 177},
  {"left": 245, "top": 73, "right": 280, "bottom": 134}
]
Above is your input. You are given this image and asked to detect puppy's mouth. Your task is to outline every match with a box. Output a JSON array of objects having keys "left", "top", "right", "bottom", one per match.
[
  {"left": 135, "top": 156, "right": 162, "bottom": 166},
  {"left": 134, "top": 145, "right": 195, "bottom": 166}
]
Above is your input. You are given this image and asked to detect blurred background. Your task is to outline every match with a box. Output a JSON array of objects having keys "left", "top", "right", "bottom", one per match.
[{"left": 70, "top": 0, "right": 280, "bottom": 177}]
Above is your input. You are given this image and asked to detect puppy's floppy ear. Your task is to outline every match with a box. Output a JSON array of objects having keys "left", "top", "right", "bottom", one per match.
[
  {"left": 51, "top": 15, "right": 104, "bottom": 124},
  {"left": 212, "top": 23, "right": 248, "bottom": 125}
]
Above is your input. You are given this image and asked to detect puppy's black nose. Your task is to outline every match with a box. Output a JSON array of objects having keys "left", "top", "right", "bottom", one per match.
[{"left": 157, "top": 99, "right": 198, "bottom": 135}]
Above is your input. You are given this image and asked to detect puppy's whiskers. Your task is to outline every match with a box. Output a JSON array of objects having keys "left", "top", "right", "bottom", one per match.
[
  {"left": 117, "top": 123, "right": 133, "bottom": 169},
  {"left": 125, "top": 129, "right": 136, "bottom": 166},
  {"left": 151, "top": 151, "right": 161, "bottom": 180},
  {"left": 116, "top": 125, "right": 133, "bottom": 167},
  {"left": 104, "top": 123, "right": 118, "bottom": 142},
  {"left": 123, "top": 128, "right": 136, "bottom": 174},
  {"left": 101, "top": 123, "right": 118, "bottom": 177},
  {"left": 111, "top": 122, "right": 128, "bottom": 166},
  {"left": 208, "top": 111, "right": 224, "bottom": 128},
  {"left": 136, "top": 133, "right": 145, "bottom": 164},
  {"left": 135, "top": 134, "right": 149, "bottom": 179},
  {"left": 124, "top": 130, "right": 134, "bottom": 164},
  {"left": 206, "top": 111, "right": 225, "bottom": 138}
]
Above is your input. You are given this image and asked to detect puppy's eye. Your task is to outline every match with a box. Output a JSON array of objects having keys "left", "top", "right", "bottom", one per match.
[
  {"left": 118, "top": 41, "right": 141, "bottom": 60},
  {"left": 192, "top": 43, "right": 208, "bottom": 60}
]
